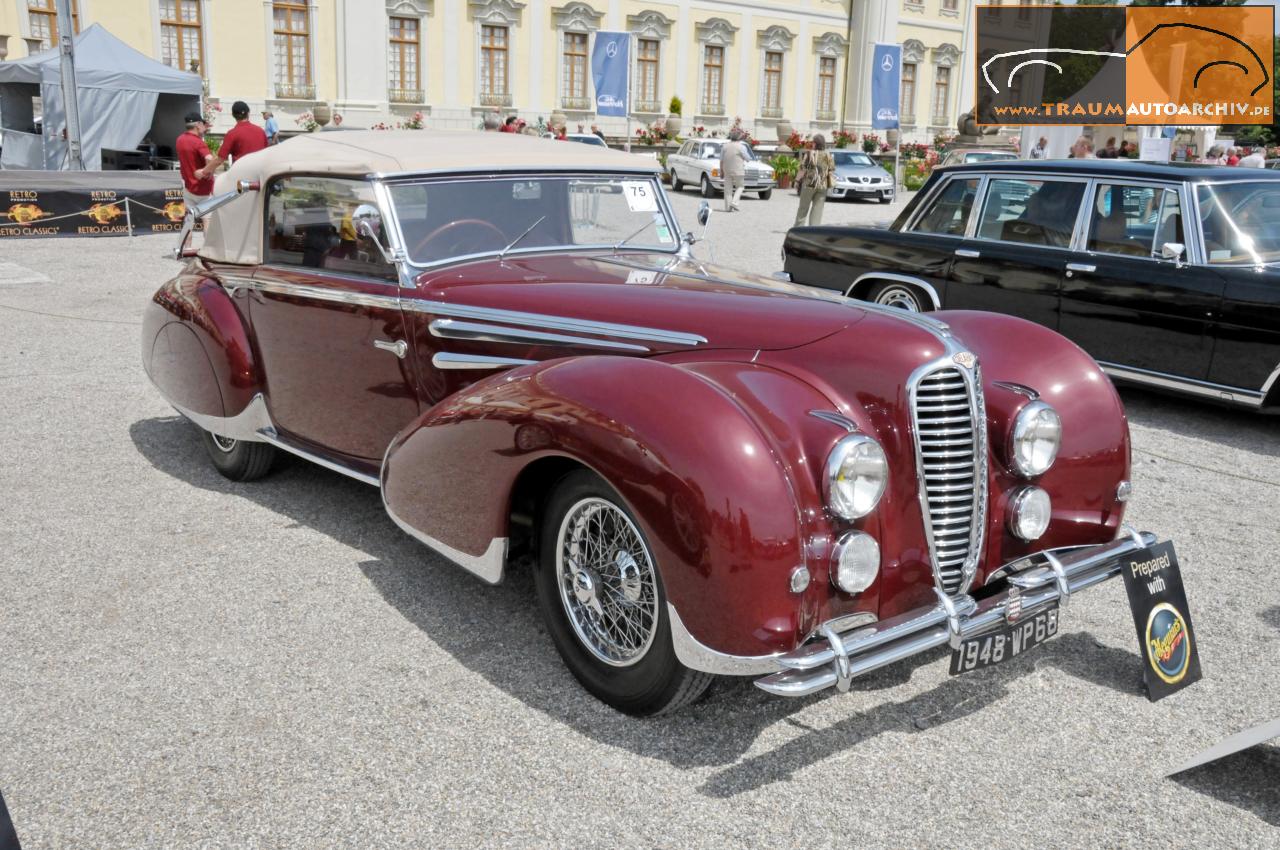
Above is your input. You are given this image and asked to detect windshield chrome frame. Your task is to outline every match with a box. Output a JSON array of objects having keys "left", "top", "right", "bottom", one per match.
[{"left": 372, "top": 171, "right": 683, "bottom": 274}]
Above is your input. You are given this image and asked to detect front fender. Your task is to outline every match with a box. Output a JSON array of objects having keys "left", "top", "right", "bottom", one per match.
[{"left": 382, "top": 355, "right": 844, "bottom": 657}]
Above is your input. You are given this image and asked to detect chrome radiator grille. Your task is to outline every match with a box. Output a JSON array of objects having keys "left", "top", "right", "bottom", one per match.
[{"left": 911, "top": 363, "right": 987, "bottom": 595}]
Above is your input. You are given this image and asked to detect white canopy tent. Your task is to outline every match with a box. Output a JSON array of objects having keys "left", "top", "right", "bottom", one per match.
[{"left": 0, "top": 24, "right": 202, "bottom": 171}]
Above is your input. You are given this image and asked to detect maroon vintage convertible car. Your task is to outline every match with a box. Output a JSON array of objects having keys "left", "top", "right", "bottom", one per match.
[{"left": 144, "top": 131, "right": 1158, "bottom": 715}]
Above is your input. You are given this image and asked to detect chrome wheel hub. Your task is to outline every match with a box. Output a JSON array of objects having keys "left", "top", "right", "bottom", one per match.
[
  {"left": 876, "top": 287, "right": 921, "bottom": 312},
  {"left": 556, "top": 497, "right": 659, "bottom": 667}
]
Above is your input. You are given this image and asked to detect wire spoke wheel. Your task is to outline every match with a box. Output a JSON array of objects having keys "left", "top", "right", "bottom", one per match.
[
  {"left": 210, "top": 433, "right": 237, "bottom": 453},
  {"left": 555, "top": 497, "right": 659, "bottom": 667}
]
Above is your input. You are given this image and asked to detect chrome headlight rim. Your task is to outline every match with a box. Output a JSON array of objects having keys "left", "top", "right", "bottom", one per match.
[
  {"left": 1009, "top": 400, "right": 1061, "bottom": 478},
  {"left": 830, "top": 530, "right": 881, "bottom": 594},
  {"left": 1008, "top": 485, "right": 1052, "bottom": 541},
  {"left": 823, "top": 433, "right": 889, "bottom": 520}
]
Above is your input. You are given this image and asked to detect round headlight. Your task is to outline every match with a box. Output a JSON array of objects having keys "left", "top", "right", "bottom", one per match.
[
  {"left": 824, "top": 434, "right": 888, "bottom": 519},
  {"left": 831, "top": 531, "right": 880, "bottom": 593},
  {"left": 1009, "top": 486, "right": 1052, "bottom": 541},
  {"left": 1010, "top": 401, "right": 1061, "bottom": 477}
]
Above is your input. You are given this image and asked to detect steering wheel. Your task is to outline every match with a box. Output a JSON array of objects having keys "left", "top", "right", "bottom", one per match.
[{"left": 414, "top": 219, "right": 507, "bottom": 259}]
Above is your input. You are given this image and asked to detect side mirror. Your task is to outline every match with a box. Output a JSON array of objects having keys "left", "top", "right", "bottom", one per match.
[
  {"left": 353, "top": 204, "right": 396, "bottom": 264},
  {"left": 1160, "top": 241, "right": 1185, "bottom": 267},
  {"left": 697, "top": 200, "right": 712, "bottom": 227}
]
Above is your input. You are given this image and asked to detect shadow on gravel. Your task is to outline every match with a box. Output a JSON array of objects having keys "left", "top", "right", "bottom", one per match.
[
  {"left": 131, "top": 414, "right": 1144, "bottom": 781},
  {"left": 1260, "top": 606, "right": 1280, "bottom": 635},
  {"left": 1118, "top": 387, "right": 1280, "bottom": 462},
  {"left": 1171, "top": 745, "right": 1280, "bottom": 827}
]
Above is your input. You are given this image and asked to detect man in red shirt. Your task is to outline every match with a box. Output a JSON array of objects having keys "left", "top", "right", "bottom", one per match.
[
  {"left": 176, "top": 111, "right": 217, "bottom": 212},
  {"left": 219, "top": 100, "right": 268, "bottom": 165}
]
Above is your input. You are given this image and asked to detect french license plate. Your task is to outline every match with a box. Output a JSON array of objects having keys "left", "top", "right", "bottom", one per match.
[{"left": 949, "top": 605, "right": 1059, "bottom": 675}]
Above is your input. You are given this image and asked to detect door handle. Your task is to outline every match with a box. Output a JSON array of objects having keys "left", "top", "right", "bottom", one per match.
[
  {"left": 954, "top": 249, "right": 981, "bottom": 259},
  {"left": 374, "top": 339, "right": 408, "bottom": 359},
  {"left": 1065, "top": 263, "right": 1096, "bottom": 274}
]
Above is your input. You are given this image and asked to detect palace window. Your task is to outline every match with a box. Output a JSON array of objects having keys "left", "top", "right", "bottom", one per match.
[
  {"left": 942, "top": 0, "right": 958, "bottom": 11},
  {"left": 480, "top": 24, "right": 508, "bottom": 98},
  {"left": 932, "top": 65, "right": 951, "bottom": 123},
  {"left": 28, "top": 0, "right": 78, "bottom": 50},
  {"left": 160, "top": 0, "right": 204, "bottom": 75},
  {"left": 563, "top": 31, "right": 588, "bottom": 102},
  {"left": 637, "top": 38, "right": 659, "bottom": 107},
  {"left": 762, "top": 51, "right": 783, "bottom": 113},
  {"left": 817, "top": 56, "right": 836, "bottom": 115},
  {"left": 388, "top": 16, "right": 421, "bottom": 101},
  {"left": 901, "top": 62, "right": 916, "bottom": 122},
  {"left": 273, "top": 1, "right": 312, "bottom": 98},
  {"left": 703, "top": 45, "right": 724, "bottom": 108}
]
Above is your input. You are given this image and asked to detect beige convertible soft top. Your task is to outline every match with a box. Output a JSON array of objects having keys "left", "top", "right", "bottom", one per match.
[{"left": 200, "top": 129, "right": 661, "bottom": 265}]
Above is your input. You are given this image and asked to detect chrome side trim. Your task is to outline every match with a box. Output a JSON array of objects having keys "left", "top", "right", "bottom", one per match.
[
  {"left": 808, "top": 410, "right": 859, "bottom": 431},
  {"left": 755, "top": 531, "right": 1159, "bottom": 697},
  {"left": 386, "top": 501, "right": 508, "bottom": 584},
  {"left": 408, "top": 300, "right": 707, "bottom": 347},
  {"left": 992, "top": 380, "right": 1039, "bottom": 400},
  {"left": 432, "top": 352, "right": 538, "bottom": 370},
  {"left": 250, "top": 278, "right": 401, "bottom": 310},
  {"left": 166, "top": 392, "right": 274, "bottom": 442},
  {"left": 257, "top": 431, "right": 381, "bottom": 487},
  {"left": 429, "top": 318, "right": 650, "bottom": 352},
  {"left": 1099, "top": 362, "right": 1264, "bottom": 408},
  {"left": 1261, "top": 362, "right": 1280, "bottom": 399},
  {"left": 848, "top": 272, "right": 943, "bottom": 310},
  {"left": 667, "top": 603, "right": 781, "bottom": 675}
]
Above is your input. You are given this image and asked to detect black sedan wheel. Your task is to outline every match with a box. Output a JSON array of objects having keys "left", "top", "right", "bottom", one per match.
[
  {"left": 535, "top": 469, "right": 712, "bottom": 715},
  {"left": 758, "top": 189, "right": 773, "bottom": 200},
  {"left": 200, "top": 429, "right": 278, "bottom": 481},
  {"left": 867, "top": 280, "right": 927, "bottom": 312}
]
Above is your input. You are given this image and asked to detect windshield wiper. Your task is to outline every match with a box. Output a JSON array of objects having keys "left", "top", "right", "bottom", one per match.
[
  {"left": 498, "top": 215, "right": 547, "bottom": 262},
  {"left": 613, "top": 219, "right": 656, "bottom": 252}
]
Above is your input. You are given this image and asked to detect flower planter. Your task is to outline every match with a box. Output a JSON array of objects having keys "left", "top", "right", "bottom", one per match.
[{"left": 777, "top": 175, "right": 793, "bottom": 190}]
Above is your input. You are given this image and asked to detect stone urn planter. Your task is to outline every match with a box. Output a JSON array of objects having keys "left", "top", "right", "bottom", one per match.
[
  {"left": 775, "top": 120, "right": 794, "bottom": 143},
  {"left": 312, "top": 103, "right": 333, "bottom": 128},
  {"left": 665, "top": 114, "right": 682, "bottom": 136}
]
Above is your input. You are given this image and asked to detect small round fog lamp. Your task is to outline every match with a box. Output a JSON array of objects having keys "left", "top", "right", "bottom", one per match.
[
  {"left": 831, "top": 532, "right": 880, "bottom": 594},
  {"left": 1009, "top": 486, "right": 1052, "bottom": 541}
]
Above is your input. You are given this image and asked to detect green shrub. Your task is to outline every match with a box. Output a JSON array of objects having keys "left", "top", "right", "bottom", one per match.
[{"left": 669, "top": 95, "right": 682, "bottom": 116}]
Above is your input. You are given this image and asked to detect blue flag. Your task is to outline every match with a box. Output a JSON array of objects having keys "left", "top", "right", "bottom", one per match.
[
  {"left": 871, "top": 43, "right": 901, "bottom": 130},
  {"left": 591, "top": 31, "right": 630, "bottom": 117}
]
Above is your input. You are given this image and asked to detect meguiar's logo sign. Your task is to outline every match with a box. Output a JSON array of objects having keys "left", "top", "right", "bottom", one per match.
[
  {"left": 975, "top": 5, "right": 1273, "bottom": 125},
  {"left": 1118, "top": 540, "right": 1202, "bottom": 702}
]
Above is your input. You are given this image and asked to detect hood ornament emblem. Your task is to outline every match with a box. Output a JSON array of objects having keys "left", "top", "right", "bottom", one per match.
[{"left": 952, "top": 352, "right": 977, "bottom": 369}]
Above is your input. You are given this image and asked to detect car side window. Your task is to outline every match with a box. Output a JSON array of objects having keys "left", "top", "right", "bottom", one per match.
[
  {"left": 976, "top": 178, "right": 1084, "bottom": 248},
  {"left": 1087, "top": 183, "right": 1183, "bottom": 258},
  {"left": 678, "top": 141, "right": 691, "bottom": 156},
  {"left": 264, "top": 176, "right": 396, "bottom": 282},
  {"left": 912, "top": 178, "right": 980, "bottom": 236}
]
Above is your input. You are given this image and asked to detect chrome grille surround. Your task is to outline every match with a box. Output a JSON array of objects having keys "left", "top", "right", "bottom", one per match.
[{"left": 908, "top": 354, "right": 989, "bottom": 596}]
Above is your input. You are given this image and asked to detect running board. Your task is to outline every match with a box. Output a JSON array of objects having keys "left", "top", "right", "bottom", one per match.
[{"left": 255, "top": 429, "right": 380, "bottom": 487}]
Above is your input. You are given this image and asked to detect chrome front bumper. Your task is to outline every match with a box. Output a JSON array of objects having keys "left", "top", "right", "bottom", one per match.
[{"left": 755, "top": 528, "right": 1157, "bottom": 697}]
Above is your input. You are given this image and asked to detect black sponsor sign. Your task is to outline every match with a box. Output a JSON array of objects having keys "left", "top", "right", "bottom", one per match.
[
  {"left": 1119, "top": 540, "right": 1202, "bottom": 702},
  {"left": 0, "top": 186, "right": 191, "bottom": 238}
]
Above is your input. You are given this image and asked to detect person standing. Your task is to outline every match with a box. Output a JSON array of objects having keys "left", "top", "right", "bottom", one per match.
[
  {"left": 1029, "top": 136, "right": 1048, "bottom": 159},
  {"left": 793, "top": 134, "right": 835, "bottom": 227},
  {"left": 176, "top": 111, "right": 218, "bottom": 212},
  {"left": 1239, "top": 145, "right": 1266, "bottom": 168},
  {"left": 1227, "top": 147, "right": 1240, "bottom": 166},
  {"left": 1068, "top": 136, "right": 1093, "bottom": 159},
  {"left": 719, "top": 130, "right": 748, "bottom": 212},
  {"left": 261, "top": 110, "right": 279, "bottom": 145},
  {"left": 219, "top": 101, "right": 268, "bottom": 165},
  {"left": 591, "top": 124, "right": 605, "bottom": 141},
  {"left": 1097, "top": 136, "right": 1118, "bottom": 158}
]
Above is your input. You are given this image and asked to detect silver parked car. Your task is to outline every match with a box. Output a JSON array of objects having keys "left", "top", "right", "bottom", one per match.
[
  {"left": 667, "top": 138, "right": 776, "bottom": 200},
  {"left": 828, "top": 150, "right": 895, "bottom": 203}
]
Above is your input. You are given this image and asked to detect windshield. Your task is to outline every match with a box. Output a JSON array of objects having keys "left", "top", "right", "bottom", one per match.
[
  {"left": 703, "top": 143, "right": 757, "bottom": 161},
  {"left": 832, "top": 151, "right": 874, "bottom": 167},
  {"left": 1197, "top": 182, "right": 1280, "bottom": 265},
  {"left": 967, "top": 152, "right": 1017, "bottom": 163},
  {"left": 388, "top": 175, "right": 678, "bottom": 266}
]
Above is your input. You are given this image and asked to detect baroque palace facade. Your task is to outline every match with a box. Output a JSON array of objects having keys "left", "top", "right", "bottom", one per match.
[{"left": 1, "top": 0, "right": 984, "bottom": 143}]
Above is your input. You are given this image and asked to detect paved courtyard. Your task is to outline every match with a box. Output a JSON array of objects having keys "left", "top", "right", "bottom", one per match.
[{"left": 0, "top": 189, "right": 1277, "bottom": 848}]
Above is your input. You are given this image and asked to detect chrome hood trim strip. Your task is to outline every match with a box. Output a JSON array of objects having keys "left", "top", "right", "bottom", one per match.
[
  {"left": 429, "top": 318, "right": 650, "bottom": 353},
  {"left": 409, "top": 300, "right": 707, "bottom": 347},
  {"left": 433, "top": 352, "right": 538, "bottom": 370}
]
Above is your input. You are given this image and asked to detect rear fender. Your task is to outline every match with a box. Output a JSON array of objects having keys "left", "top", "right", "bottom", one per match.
[{"left": 382, "top": 355, "right": 844, "bottom": 657}]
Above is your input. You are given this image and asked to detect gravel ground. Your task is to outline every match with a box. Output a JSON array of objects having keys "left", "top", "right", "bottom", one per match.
[{"left": 0, "top": 189, "right": 1277, "bottom": 849}]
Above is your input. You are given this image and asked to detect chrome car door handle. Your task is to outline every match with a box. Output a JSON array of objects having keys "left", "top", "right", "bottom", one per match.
[
  {"left": 954, "top": 249, "right": 981, "bottom": 259},
  {"left": 373, "top": 339, "right": 408, "bottom": 359},
  {"left": 1065, "top": 263, "right": 1096, "bottom": 277}
]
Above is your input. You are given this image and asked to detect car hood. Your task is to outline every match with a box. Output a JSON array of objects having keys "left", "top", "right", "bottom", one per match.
[
  {"left": 413, "top": 251, "right": 863, "bottom": 352},
  {"left": 835, "top": 164, "right": 886, "bottom": 178}
]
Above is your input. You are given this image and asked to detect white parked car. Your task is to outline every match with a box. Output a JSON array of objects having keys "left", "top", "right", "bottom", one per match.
[
  {"left": 828, "top": 150, "right": 895, "bottom": 203},
  {"left": 566, "top": 133, "right": 608, "bottom": 147},
  {"left": 667, "top": 138, "right": 775, "bottom": 200}
]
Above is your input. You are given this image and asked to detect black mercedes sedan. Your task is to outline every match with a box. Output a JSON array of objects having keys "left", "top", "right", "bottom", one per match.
[{"left": 783, "top": 159, "right": 1280, "bottom": 411}]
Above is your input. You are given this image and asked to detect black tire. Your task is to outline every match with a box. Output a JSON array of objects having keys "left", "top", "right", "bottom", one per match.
[
  {"left": 864, "top": 280, "right": 928, "bottom": 312},
  {"left": 199, "top": 429, "right": 278, "bottom": 481},
  {"left": 758, "top": 189, "right": 773, "bottom": 200},
  {"left": 534, "top": 469, "right": 713, "bottom": 716},
  {"left": 669, "top": 169, "right": 682, "bottom": 192},
  {"left": 699, "top": 174, "right": 715, "bottom": 198}
]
